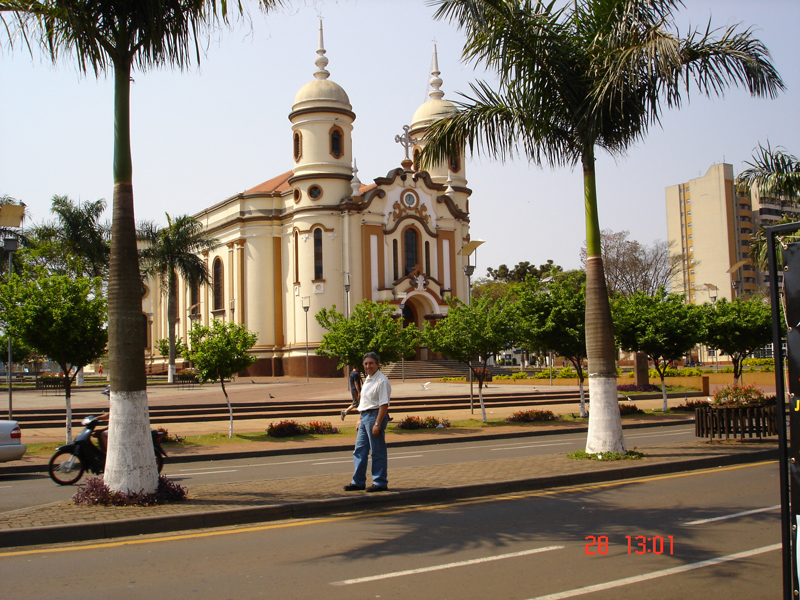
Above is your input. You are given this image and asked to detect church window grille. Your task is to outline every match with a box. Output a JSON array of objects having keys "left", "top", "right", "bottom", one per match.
[
  {"left": 393, "top": 240, "right": 398, "bottom": 282},
  {"left": 212, "top": 257, "right": 224, "bottom": 311},
  {"left": 330, "top": 126, "right": 344, "bottom": 159},
  {"left": 308, "top": 185, "right": 323, "bottom": 200},
  {"left": 314, "top": 229, "right": 324, "bottom": 280},
  {"left": 293, "top": 131, "right": 302, "bottom": 162},
  {"left": 404, "top": 228, "right": 419, "bottom": 276},
  {"left": 424, "top": 241, "right": 430, "bottom": 275}
]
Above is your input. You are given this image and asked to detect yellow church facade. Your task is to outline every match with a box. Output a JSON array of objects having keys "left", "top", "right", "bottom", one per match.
[{"left": 142, "top": 27, "right": 474, "bottom": 377}]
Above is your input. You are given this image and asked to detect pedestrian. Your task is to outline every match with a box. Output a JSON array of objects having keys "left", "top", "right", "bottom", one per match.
[
  {"left": 341, "top": 366, "right": 362, "bottom": 421},
  {"left": 343, "top": 352, "right": 390, "bottom": 493}
]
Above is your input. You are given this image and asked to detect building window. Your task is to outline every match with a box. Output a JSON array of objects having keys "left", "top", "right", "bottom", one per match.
[
  {"left": 190, "top": 284, "right": 200, "bottom": 317},
  {"left": 330, "top": 126, "right": 344, "bottom": 159},
  {"left": 689, "top": 234, "right": 693, "bottom": 239},
  {"left": 413, "top": 147, "right": 421, "bottom": 171},
  {"left": 449, "top": 153, "right": 460, "bottom": 173},
  {"left": 424, "top": 241, "right": 431, "bottom": 275},
  {"left": 293, "top": 188, "right": 301, "bottom": 203},
  {"left": 294, "top": 231, "right": 299, "bottom": 283},
  {"left": 392, "top": 239, "right": 398, "bottom": 282},
  {"left": 314, "top": 229, "right": 323, "bottom": 280},
  {"left": 308, "top": 185, "right": 322, "bottom": 200},
  {"left": 293, "top": 131, "right": 302, "bottom": 162},
  {"left": 212, "top": 257, "right": 223, "bottom": 311},
  {"left": 404, "top": 228, "right": 419, "bottom": 276}
]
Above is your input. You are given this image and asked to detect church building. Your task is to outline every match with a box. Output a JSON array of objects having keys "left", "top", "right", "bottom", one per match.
[{"left": 142, "top": 25, "right": 474, "bottom": 377}]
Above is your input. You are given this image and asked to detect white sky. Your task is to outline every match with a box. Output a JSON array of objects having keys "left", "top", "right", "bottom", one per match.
[{"left": 1, "top": 0, "right": 798, "bottom": 276}]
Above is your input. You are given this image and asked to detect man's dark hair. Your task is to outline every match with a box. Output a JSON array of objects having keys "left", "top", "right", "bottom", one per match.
[{"left": 363, "top": 352, "right": 380, "bottom": 365}]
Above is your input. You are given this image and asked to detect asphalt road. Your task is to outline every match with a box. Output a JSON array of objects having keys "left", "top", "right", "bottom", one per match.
[
  {"left": 0, "top": 460, "right": 781, "bottom": 600},
  {"left": 0, "top": 425, "right": 697, "bottom": 513}
]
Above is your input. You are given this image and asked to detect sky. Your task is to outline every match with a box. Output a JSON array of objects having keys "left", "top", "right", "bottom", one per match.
[{"left": 1, "top": 0, "right": 798, "bottom": 278}]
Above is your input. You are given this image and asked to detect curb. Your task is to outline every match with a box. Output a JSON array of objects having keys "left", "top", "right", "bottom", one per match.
[
  {"left": 0, "top": 446, "right": 776, "bottom": 549},
  {"left": 0, "top": 418, "right": 695, "bottom": 475}
]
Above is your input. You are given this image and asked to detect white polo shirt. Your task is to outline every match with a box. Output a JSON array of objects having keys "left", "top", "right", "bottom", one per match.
[{"left": 357, "top": 370, "right": 391, "bottom": 412}]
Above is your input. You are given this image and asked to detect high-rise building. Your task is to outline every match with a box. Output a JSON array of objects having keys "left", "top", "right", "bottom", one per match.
[{"left": 666, "top": 163, "right": 753, "bottom": 304}]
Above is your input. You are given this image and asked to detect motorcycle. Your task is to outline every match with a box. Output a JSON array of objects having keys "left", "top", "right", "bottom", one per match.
[{"left": 48, "top": 415, "right": 167, "bottom": 485}]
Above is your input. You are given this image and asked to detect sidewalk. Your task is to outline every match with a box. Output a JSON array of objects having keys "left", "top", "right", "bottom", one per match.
[{"left": 0, "top": 420, "right": 779, "bottom": 549}]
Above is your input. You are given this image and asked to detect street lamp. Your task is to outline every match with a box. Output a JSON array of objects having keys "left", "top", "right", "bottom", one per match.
[
  {"left": 343, "top": 272, "right": 351, "bottom": 319},
  {"left": 302, "top": 296, "right": 310, "bottom": 383},
  {"left": 4, "top": 237, "right": 18, "bottom": 419},
  {"left": 458, "top": 240, "right": 484, "bottom": 414}
]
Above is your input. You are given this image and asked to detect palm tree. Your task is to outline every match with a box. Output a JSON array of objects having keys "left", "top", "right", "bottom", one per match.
[
  {"left": 421, "top": 0, "right": 784, "bottom": 453},
  {"left": 0, "top": 0, "right": 283, "bottom": 493},
  {"left": 140, "top": 214, "right": 219, "bottom": 383}
]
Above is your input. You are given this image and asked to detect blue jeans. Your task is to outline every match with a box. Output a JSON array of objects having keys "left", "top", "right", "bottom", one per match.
[{"left": 351, "top": 409, "right": 388, "bottom": 488}]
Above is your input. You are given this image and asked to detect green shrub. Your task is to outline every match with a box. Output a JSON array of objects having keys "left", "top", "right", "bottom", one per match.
[
  {"left": 713, "top": 384, "right": 767, "bottom": 406},
  {"left": 395, "top": 415, "right": 451, "bottom": 430},
  {"left": 557, "top": 366, "right": 577, "bottom": 378},
  {"left": 267, "top": 420, "right": 339, "bottom": 437},
  {"left": 618, "top": 403, "right": 644, "bottom": 415},
  {"left": 494, "top": 374, "right": 511, "bottom": 380},
  {"left": 673, "top": 399, "right": 710, "bottom": 412},
  {"left": 506, "top": 409, "right": 558, "bottom": 422},
  {"left": 511, "top": 371, "right": 529, "bottom": 380}
]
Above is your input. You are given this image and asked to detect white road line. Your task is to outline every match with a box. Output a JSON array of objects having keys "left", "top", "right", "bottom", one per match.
[
  {"left": 177, "top": 470, "right": 238, "bottom": 476},
  {"left": 492, "top": 442, "right": 580, "bottom": 452},
  {"left": 0, "top": 485, "right": 11, "bottom": 488},
  {"left": 625, "top": 431, "right": 694, "bottom": 439},
  {"left": 331, "top": 545, "right": 565, "bottom": 586},
  {"left": 313, "top": 455, "right": 424, "bottom": 465},
  {"left": 525, "top": 544, "right": 781, "bottom": 600},
  {"left": 682, "top": 505, "right": 781, "bottom": 526}
]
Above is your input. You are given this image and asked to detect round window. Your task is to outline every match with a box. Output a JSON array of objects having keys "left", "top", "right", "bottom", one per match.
[
  {"left": 308, "top": 185, "right": 322, "bottom": 200},
  {"left": 293, "top": 188, "right": 301, "bottom": 202}
]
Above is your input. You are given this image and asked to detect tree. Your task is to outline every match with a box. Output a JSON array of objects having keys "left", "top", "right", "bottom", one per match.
[
  {"left": 316, "top": 300, "right": 419, "bottom": 373},
  {"left": 0, "top": 272, "right": 107, "bottom": 442},
  {"left": 486, "top": 259, "right": 562, "bottom": 283},
  {"left": 581, "top": 230, "right": 681, "bottom": 297},
  {"left": 738, "top": 142, "right": 800, "bottom": 201},
  {"left": 421, "top": 0, "right": 783, "bottom": 454},
  {"left": 422, "top": 295, "right": 516, "bottom": 422},
  {"left": 184, "top": 319, "right": 257, "bottom": 438},
  {"left": 0, "top": 333, "right": 33, "bottom": 366},
  {"left": 702, "top": 296, "right": 772, "bottom": 384},
  {"left": 613, "top": 289, "right": 704, "bottom": 411},
  {"left": 515, "top": 272, "right": 589, "bottom": 417},
  {"left": 139, "top": 214, "right": 219, "bottom": 383},
  {"left": 0, "top": 0, "right": 283, "bottom": 494}
]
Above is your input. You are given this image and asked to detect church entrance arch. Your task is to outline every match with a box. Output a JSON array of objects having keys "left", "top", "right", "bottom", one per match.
[{"left": 400, "top": 292, "right": 439, "bottom": 360}]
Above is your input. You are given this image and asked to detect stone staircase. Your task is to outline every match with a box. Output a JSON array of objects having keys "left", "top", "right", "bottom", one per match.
[{"left": 380, "top": 359, "right": 470, "bottom": 380}]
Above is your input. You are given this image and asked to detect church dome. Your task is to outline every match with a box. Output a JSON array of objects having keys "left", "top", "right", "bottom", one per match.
[
  {"left": 410, "top": 45, "right": 455, "bottom": 132},
  {"left": 291, "top": 22, "right": 352, "bottom": 113}
]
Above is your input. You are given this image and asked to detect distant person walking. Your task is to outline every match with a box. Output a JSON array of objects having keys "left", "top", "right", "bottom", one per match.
[
  {"left": 343, "top": 352, "right": 390, "bottom": 492},
  {"left": 341, "top": 366, "right": 362, "bottom": 421}
]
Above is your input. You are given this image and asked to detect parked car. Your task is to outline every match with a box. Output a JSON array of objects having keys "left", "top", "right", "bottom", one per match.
[{"left": 0, "top": 420, "right": 26, "bottom": 462}]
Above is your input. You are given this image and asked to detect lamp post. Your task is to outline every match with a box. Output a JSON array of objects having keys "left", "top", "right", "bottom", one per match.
[
  {"left": 302, "top": 296, "right": 310, "bottom": 383},
  {"left": 459, "top": 240, "right": 484, "bottom": 414},
  {"left": 4, "top": 237, "right": 18, "bottom": 419},
  {"left": 704, "top": 283, "right": 719, "bottom": 371}
]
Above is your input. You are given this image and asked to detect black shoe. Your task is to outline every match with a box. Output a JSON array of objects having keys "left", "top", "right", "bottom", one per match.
[
  {"left": 366, "top": 485, "right": 389, "bottom": 493},
  {"left": 343, "top": 484, "right": 365, "bottom": 491}
]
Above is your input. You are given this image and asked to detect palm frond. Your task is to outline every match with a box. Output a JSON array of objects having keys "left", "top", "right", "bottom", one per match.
[{"left": 737, "top": 141, "right": 800, "bottom": 201}]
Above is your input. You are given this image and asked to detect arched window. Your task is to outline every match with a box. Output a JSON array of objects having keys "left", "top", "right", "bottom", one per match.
[
  {"left": 330, "top": 126, "right": 344, "bottom": 159},
  {"left": 212, "top": 257, "right": 224, "bottom": 311},
  {"left": 424, "top": 241, "right": 431, "bottom": 275},
  {"left": 293, "top": 131, "right": 302, "bottom": 162},
  {"left": 449, "top": 153, "right": 460, "bottom": 173},
  {"left": 412, "top": 147, "right": 421, "bottom": 172},
  {"left": 294, "top": 231, "right": 299, "bottom": 283},
  {"left": 314, "top": 229, "right": 323, "bottom": 280},
  {"left": 392, "top": 239, "right": 398, "bottom": 282},
  {"left": 404, "top": 228, "right": 419, "bottom": 276}
]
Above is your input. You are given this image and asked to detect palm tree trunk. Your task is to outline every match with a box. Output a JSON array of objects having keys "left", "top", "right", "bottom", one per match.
[
  {"left": 167, "top": 271, "right": 178, "bottom": 383},
  {"left": 104, "top": 60, "right": 158, "bottom": 495},
  {"left": 582, "top": 150, "right": 626, "bottom": 454}
]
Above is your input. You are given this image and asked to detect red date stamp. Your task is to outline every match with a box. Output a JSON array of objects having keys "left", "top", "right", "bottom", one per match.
[{"left": 585, "top": 535, "right": 674, "bottom": 555}]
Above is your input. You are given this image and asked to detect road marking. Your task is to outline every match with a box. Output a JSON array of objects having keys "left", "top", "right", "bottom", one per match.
[
  {"left": 0, "top": 460, "right": 771, "bottom": 558},
  {"left": 313, "top": 455, "right": 424, "bottom": 465},
  {"left": 0, "top": 485, "right": 11, "bottom": 488},
  {"left": 331, "top": 546, "right": 565, "bottom": 586},
  {"left": 525, "top": 544, "right": 781, "bottom": 600},
  {"left": 175, "top": 470, "right": 238, "bottom": 476},
  {"left": 491, "top": 442, "right": 574, "bottom": 451},
  {"left": 682, "top": 505, "right": 780, "bottom": 526},
  {"left": 625, "top": 430, "right": 694, "bottom": 439}
]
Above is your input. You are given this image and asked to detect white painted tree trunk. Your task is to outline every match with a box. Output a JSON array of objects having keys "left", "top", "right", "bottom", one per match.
[
  {"left": 65, "top": 391, "right": 72, "bottom": 444},
  {"left": 168, "top": 363, "right": 176, "bottom": 384},
  {"left": 579, "top": 379, "right": 587, "bottom": 418},
  {"left": 585, "top": 376, "right": 626, "bottom": 454},
  {"left": 104, "top": 390, "right": 158, "bottom": 494},
  {"left": 660, "top": 377, "right": 668, "bottom": 413},
  {"left": 478, "top": 382, "right": 487, "bottom": 423},
  {"left": 76, "top": 368, "right": 84, "bottom": 387}
]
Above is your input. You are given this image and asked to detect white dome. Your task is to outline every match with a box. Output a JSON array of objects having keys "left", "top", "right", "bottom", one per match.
[
  {"left": 411, "top": 98, "right": 456, "bottom": 131},
  {"left": 292, "top": 78, "right": 352, "bottom": 111}
]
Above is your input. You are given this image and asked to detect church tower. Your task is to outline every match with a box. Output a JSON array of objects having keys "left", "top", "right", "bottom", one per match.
[
  {"left": 288, "top": 21, "right": 355, "bottom": 205},
  {"left": 409, "top": 45, "right": 466, "bottom": 191}
]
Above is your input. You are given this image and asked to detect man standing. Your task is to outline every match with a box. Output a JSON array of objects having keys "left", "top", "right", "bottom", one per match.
[{"left": 344, "top": 352, "right": 390, "bottom": 492}]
